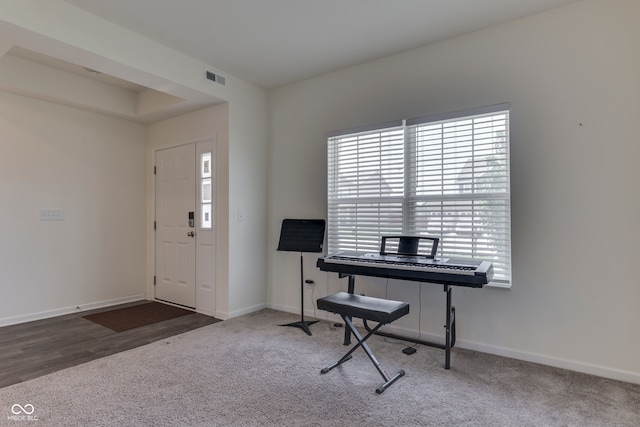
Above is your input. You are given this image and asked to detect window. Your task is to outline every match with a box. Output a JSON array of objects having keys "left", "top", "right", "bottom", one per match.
[
  {"left": 200, "top": 152, "right": 212, "bottom": 229},
  {"left": 327, "top": 104, "right": 511, "bottom": 286}
]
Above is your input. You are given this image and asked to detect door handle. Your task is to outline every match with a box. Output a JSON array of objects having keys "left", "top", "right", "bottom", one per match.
[{"left": 187, "top": 231, "right": 195, "bottom": 237}]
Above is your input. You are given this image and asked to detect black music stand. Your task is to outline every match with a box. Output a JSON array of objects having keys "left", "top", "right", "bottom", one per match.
[{"left": 277, "top": 219, "right": 326, "bottom": 335}]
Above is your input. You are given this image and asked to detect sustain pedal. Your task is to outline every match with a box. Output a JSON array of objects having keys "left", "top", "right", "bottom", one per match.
[{"left": 402, "top": 347, "right": 417, "bottom": 355}]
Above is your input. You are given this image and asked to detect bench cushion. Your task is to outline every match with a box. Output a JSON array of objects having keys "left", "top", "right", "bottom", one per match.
[{"left": 317, "top": 292, "right": 409, "bottom": 324}]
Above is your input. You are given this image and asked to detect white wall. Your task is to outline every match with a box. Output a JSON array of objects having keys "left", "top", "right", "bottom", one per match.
[
  {"left": 0, "top": 0, "right": 269, "bottom": 322},
  {"left": 267, "top": 0, "right": 640, "bottom": 383},
  {"left": 0, "top": 92, "right": 147, "bottom": 325},
  {"left": 227, "top": 88, "right": 270, "bottom": 317}
]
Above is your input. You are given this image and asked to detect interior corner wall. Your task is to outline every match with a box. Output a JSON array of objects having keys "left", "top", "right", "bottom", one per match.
[
  {"left": 226, "top": 86, "right": 270, "bottom": 318},
  {"left": 267, "top": 0, "right": 640, "bottom": 383},
  {"left": 0, "top": 92, "right": 147, "bottom": 325},
  {"left": 145, "top": 91, "right": 270, "bottom": 321},
  {"left": 146, "top": 103, "right": 230, "bottom": 319}
]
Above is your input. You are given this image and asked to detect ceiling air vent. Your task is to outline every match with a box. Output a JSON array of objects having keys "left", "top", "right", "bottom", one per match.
[{"left": 204, "top": 68, "right": 226, "bottom": 86}]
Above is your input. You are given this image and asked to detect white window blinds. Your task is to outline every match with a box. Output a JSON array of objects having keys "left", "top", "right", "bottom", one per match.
[
  {"left": 327, "top": 123, "right": 405, "bottom": 253},
  {"left": 406, "top": 105, "right": 511, "bottom": 285},
  {"left": 327, "top": 104, "right": 511, "bottom": 286}
]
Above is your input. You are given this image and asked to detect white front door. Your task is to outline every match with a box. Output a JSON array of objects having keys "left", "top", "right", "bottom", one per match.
[{"left": 155, "top": 144, "right": 197, "bottom": 307}]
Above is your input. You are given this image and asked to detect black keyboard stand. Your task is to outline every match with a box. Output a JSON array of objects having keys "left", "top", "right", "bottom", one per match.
[
  {"left": 319, "top": 236, "right": 487, "bottom": 368},
  {"left": 340, "top": 273, "right": 456, "bottom": 369}
]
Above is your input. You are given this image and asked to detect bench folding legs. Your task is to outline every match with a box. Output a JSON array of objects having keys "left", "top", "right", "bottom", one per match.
[{"left": 317, "top": 292, "right": 409, "bottom": 394}]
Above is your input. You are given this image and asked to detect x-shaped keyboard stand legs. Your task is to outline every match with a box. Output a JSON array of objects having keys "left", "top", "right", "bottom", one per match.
[{"left": 321, "top": 315, "right": 405, "bottom": 394}]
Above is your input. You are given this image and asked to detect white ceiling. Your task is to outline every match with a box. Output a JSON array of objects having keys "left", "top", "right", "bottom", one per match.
[{"left": 63, "top": 0, "right": 582, "bottom": 89}]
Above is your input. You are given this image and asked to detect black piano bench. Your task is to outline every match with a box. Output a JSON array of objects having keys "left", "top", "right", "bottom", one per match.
[{"left": 317, "top": 292, "right": 409, "bottom": 394}]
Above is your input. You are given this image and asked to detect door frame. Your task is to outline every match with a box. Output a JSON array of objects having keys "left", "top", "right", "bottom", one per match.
[{"left": 151, "top": 137, "right": 217, "bottom": 315}]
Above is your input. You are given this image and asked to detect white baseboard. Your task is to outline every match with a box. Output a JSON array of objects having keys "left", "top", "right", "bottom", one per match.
[
  {"left": 5, "top": 298, "right": 637, "bottom": 385},
  {"left": 267, "top": 303, "right": 324, "bottom": 320},
  {"left": 268, "top": 304, "right": 640, "bottom": 385},
  {"left": 459, "top": 339, "right": 640, "bottom": 385},
  {"left": 221, "top": 302, "right": 267, "bottom": 320},
  {"left": 0, "top": 294, "right": 147, "bottom": 327},
  {"left": 372, "top": 323, "right": 640, "bottom": 385}
]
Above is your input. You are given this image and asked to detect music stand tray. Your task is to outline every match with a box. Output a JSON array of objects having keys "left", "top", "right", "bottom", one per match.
[{"left": 277, "top": 219, "right": 326, "bottom": 335}]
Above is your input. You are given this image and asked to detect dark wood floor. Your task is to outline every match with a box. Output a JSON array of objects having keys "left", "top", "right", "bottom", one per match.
[{"left": 0, "top": 301, "right": 220, "bottom": 388}]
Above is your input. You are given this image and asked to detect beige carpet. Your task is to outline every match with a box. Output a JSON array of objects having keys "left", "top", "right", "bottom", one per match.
[{"left": 1, "top": 309, "right": 639, "bottom": 426}]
